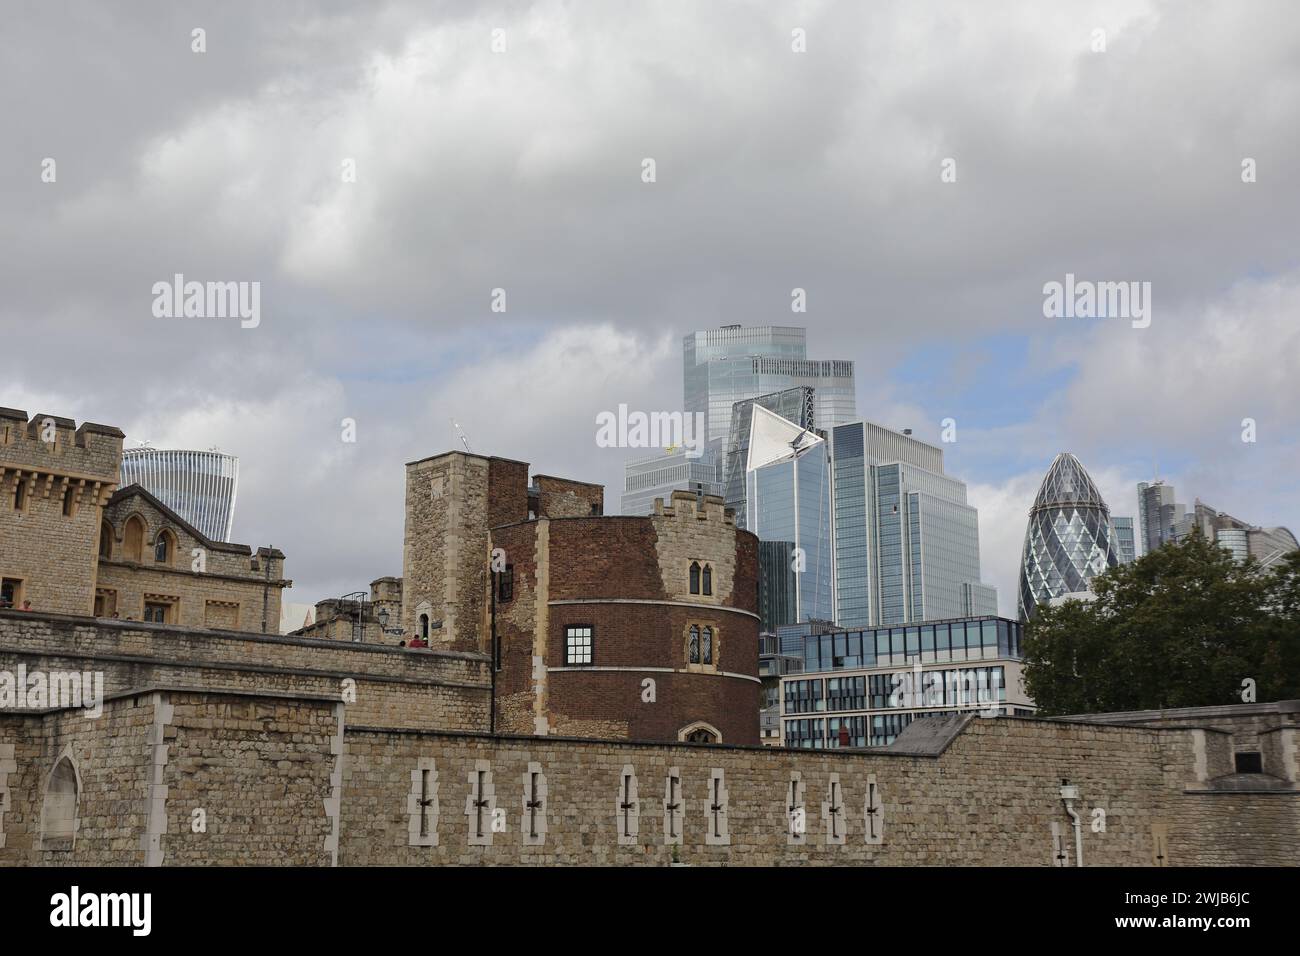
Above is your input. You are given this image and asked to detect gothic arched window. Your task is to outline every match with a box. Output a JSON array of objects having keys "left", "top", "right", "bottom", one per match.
[
  {"left": 688, "top": 625, "right": 700, "bottom": 664},
  {"left": 702, "top": 564, "right": 713, "bottom": 596},
  {"left": 689, "top": 562, "right": 701, "bottom": 595}
]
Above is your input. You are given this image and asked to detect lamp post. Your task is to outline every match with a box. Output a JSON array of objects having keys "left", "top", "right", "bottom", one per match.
[{"left": 375, "top": 608, "right": 405, "bottom": 637}]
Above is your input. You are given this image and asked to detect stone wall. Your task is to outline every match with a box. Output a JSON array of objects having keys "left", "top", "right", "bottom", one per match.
[
  {"left": 2, "top": 688, "right": 1294, "bottom": 866},
  {"left": 338, "top": 714, "right": 1299, "bottom": 866},
  {"left": 0, "top": 688, "right": 339, "bottom": 866},
  {"left": 0, "top": 410, "right": 123, "bottom": 616},
  {"left": 98, "top": 487, "right": 288, "bottom": 632},
  {"left": 0, "top": 610, "right": 491, "bottom": 732},
  {"left": 402, "top": 453, "right": 493, "bottom": 651}
]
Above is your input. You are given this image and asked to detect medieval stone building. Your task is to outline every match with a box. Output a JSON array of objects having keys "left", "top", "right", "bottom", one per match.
[
  {"left": 0, "top": 408, "right": 289, "bottom": 632},
  {"left": 0, "top": 408, "right": 1295, "bottom": 867}
]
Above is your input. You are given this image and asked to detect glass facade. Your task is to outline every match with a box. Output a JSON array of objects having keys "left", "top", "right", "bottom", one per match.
[
  {"left": 620, "top": 440, "right": 724, "bottom": 516},
  {"left": 1111, "top": 516, "right": 1137, "bottom": 564},
  {"left": 120, "top": 448, "right": 239, "bottom": 542},
  {"left": 780, "top": 616, "right": 1028, "bottom": 747},
  {"left": 683, "top": 327, "right": 856, "bottom": 443},
  {"left": 748, "top": 436, "right": 834, "bottom": 628},
  {"left": 1018, "top": 453, "right": 1119, "bottom": 620},
  {"left": 830, "top": 423, "right": 992, "bottom": 627}
]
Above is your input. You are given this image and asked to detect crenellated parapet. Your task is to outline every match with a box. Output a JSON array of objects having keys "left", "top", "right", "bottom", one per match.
[{"left": 0, "top": 408, "right": 124, "bottom": 509}]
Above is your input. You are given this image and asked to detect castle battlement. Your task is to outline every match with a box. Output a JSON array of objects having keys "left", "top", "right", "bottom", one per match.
[
  {"left": 655, "top": 488, "right": 736, "bottom": 527},
  {"left": 0, "top": 407, "right": 124, "bottom": 487}
]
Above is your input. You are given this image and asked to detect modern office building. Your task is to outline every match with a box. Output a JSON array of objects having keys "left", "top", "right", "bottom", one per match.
[
  {"left": 683, "top": 326, "right": 856, "bottom": 444},
  {"left": 742, "top": 406, "right": 834, "bottom": 629},
  {"left": 620, "top": 440, "right": 724, "bottom": 516},
  {"left": 1137, "top": 480, "right": 1186, "bottom": 555},
  {"left": 779, "top": 616, "right": 1035, "bottom": 748},
  {"left": 759, "top": 631, "right": 803, "bottom": 746},
  {"left": 1111, "top": 515, "right": 1138, "bottom": 564},
  {"left": 621, "top": 326, "right": 854, "bottom": 516},
  {"left": 1171, "top": 499, "right": 1298, "bottom": 570},
  {"left": 1018, "top": 452, "right": 1119, "bottom": 621},
  {"left": 120, "top": 447, "right": 239, "bottom": 542},
  {"left": 828, "top": 421, "right": 996, "bottom": 628},
  {"left": 721, "top": 385, "right": 817, "bottom": 528}
]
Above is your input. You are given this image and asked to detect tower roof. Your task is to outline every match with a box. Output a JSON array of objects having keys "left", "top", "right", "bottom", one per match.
[{"left": 1031, "top": 453, "right": 1109, "bottom": 514}]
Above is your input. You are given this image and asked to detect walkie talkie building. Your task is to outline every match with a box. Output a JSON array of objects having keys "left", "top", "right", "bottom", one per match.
[
  {"left": 1018, "top": 452, "right": 1119, "bottom": 621},
  {"left": 120, "top": 448, "right": 239, "bottom": 542}
]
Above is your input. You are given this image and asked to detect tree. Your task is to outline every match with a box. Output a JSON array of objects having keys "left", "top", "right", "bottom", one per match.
[{"left": 1022, "top": 530, "right": 1300, "bottom": 715}]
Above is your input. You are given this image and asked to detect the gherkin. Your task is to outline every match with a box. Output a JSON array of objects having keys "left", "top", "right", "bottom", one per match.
[{"left": 1018, "top": 452, "right": 1119, "bottom": 621}]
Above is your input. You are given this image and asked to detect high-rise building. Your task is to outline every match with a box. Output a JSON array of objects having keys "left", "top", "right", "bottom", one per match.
[
  {"left": 1019, "top": 453, "right": 1119, "bottom": 621},
  {"left": 622, "top": 325, "right": 855, "bottom": 516},
  {"left": 120, "top": 447, "right": 239, "bottom": 542},
  {"left": 1171, "top": 499, "right": 1298, "bottom": 569},
  {"left": 1137, "top": 480, "right": 1186, "bottom": 555},
  {"left": 721, "top": 385, "right": 816, "bottom": 531},
  {"left": 741, "top": 405, "right": 834, "bottom": 630},
  {"left": 732, "top": 407, "right": 996, "bottom": 631},
  {"left": 1111, "top": 516, "right": 1137, "bottom": 564},
  {"left": 829, "top": 421, "right": 994, "bottom": 628},
  {"left": 620, "top": 441, "right": 724, "bottom": 516},
  {"left": 683, "top": 326, "right": 856, "bottom": 444}
]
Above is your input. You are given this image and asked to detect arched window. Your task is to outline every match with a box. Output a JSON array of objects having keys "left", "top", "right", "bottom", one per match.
[
  {"left": 98, "top": 521, "right": 114, "bottom": 560},
  {"left": 702, "top": 564, "right": 713, "bottom": 596},
  {"left": 702, "top": 626, "right": 713, "bottom": 665},
  {"left": 419, "top": 614, "right": 430, "bottom": 640},
  {"left": 154, "top": 529, "right": 174, "bottom": 565},
  {"left": 123, "top": 515, "right": 146, "bottom": 562},
  {"left": 689, "top": 562, "right": 701, "bottom": 595},
  {"left": 688, "top": 625, "right": 700, "bottom": 664},
  {"left": 42, "top": 756, "right": 79, "bottom": 848},
  {"left": 679, "top": 722, "right": 722, "bottom": 744}
]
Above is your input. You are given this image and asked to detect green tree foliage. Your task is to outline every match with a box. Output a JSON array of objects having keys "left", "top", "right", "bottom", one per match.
[{"left": 1022, "top": 531, "right": 1300, "bottom": 715}]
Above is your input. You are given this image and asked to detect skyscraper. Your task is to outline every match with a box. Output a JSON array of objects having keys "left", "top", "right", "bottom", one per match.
[
  {"left": 828, "top": 421, "right": 995, "bottom": 627},
  {"left": 1111, "top": 516, "right": 1137, "bottom": 564},
  {"left": 1171, "top": 498, "right": 1298, "bottom": 569},
  {"left": 1019, "top": 453, "right": 1119, "bottom": 621},
  {"left": 622, "top": 325, "right": 856, "bottom": 515},
  {"left": 120, "top": 447, "right": 239, "bottom": 542},
  {"left": 1137, "top": 480, "right": 1186, "bottom": 555},
  {"left": 683, "top": 326, "right": 856, "bottom": 444},
  {"left": 741, "top": 405, "right": 834, "bottom": 630}
]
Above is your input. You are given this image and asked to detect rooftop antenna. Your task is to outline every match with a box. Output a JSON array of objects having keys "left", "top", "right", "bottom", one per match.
[{"left": 452, "top": 419, "right": 472, "bottom": 454}]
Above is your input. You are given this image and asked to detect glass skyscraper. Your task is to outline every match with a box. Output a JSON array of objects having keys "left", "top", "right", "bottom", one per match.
[
  {"left": 1111, "top": 515, "right": 1137, "bottom": 563},
  {"left": 683, "top": 326, "right": 856, "bottom": 444},
  {"left": 120, "top": 447, "right": 239, "bottom": 542},
  {"left": 743, "top": 406, "right": 834, "bottom": 629},
  {"left": 622, "top": 325, "right": 855, "bottom": 515},
  {"left": 829, "top": 422, "right": 995, "bottom": 628},
  {"left": 620, "top": 441, "right": 724, "bottom": 516},
  {"left": 1018, "top": 453, "right": 1119, "bottom": 621},
  {"left": 1137, "top": 480, "right": 1186, "bottom": 555}
]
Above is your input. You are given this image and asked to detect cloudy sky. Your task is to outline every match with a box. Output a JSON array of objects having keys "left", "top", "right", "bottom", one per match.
[{"left": 4, "top": 0, "right": 1298, "bottom": 618}]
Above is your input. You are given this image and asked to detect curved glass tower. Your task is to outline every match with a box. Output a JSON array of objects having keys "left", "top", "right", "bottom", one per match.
[
  {"left": 1018, "top": 452, "right": 1118, "bottom": 621},
  {"left": 120, "top": 448, "right": 239, "bottom": 542}
]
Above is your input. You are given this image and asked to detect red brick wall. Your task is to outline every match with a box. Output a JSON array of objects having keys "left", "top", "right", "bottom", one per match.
[{"left": 488, "top": 516, "right": 760, "bottom": 745}]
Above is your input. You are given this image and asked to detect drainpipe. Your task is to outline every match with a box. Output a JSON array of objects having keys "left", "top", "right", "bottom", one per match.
[
  {"left": 489, "top": 561, "right": 497, "bottom": 735},
  {"left": 1060, "top": 781, "right": 1084, "bottom": 867},
  {"left": 260, "top": 547, "right": 273, "bottom": 635}
]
